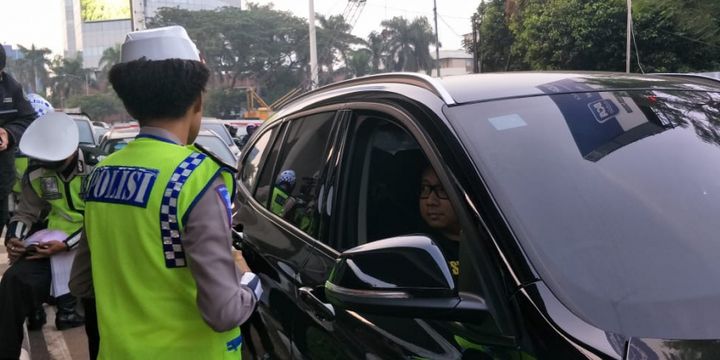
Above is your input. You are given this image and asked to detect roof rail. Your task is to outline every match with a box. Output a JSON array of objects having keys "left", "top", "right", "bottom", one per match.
[
  {"left": 654, "top": 73, "right": 720, "bottom": 85},
  {"left": 288, "top": 72, "right": 456, "bottom": 106}
]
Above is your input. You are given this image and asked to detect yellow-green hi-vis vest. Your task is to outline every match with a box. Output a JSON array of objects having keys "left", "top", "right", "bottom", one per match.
[
  {"left": 84, "top": 135, "right": 240, "bottom": 360},
  {"left": 28, "top": 164, "right": 85, "bottom": 238}
]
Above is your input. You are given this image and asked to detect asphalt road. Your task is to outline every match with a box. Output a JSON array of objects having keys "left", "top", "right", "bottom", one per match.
[{"left": 0, "top": 240, "right": 90, "bottom": 360}]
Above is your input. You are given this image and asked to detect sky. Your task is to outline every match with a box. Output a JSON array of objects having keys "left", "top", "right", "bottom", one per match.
[{"left": 0, "top": 0, "right": 477, "bottom": 56}]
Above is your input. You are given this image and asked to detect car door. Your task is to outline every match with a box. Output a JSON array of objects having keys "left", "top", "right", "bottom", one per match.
[
  {"left": 291, "top": 103, "right": 527, "bottom": 359},
  {"left": 236, "top": 110, "right": 341, "bottom": 359}
]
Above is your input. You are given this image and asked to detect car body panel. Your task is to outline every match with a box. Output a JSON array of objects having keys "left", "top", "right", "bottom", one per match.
[{"left": 236, "top": 72, "right": 720, "bottom": 359}]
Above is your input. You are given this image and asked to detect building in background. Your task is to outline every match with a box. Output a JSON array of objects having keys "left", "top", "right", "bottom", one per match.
[
  {"left": 430, "top": 50, "right": 473, "bottom": 77},
  {"left": 64, "top": 0, "right": 84, "bottom": 58},
  {"left": 76, "top": 0, "right": 241, "bottom": 68}
]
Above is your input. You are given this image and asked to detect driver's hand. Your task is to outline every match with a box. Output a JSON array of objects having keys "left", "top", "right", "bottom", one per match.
[
  {"left": 233, "top": 250, "right": 251, "bottom": 273},
  {"left": 0, "top": 128, "right": 8, "bottom": 151},
  {"left": 6, "top": 238, "right": 25, "bottom": 263},
  {"left": 26, "top": 240, "right": 67, "bottom": 259}
]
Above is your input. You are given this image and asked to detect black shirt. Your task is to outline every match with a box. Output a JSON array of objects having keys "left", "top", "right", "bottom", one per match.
[
  {"left": 431, "top": 232, "right": 460, "bottom": 282},
  {"left": 0, "top": 71, "right": 36, "bottom": 192}
]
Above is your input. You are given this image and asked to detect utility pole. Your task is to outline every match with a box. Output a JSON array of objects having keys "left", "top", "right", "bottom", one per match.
[
  {"left": 626, "top": 0, "right": 632, "bottom": 73},
  {"left": 433, "top": 0, "right": 441, "bottom": 78},
  {"left": 309, "top": 0, "right": 319, "bottom": 89},
  {"left": 472, "top": 15, "right": 479, "bottom": 73}
]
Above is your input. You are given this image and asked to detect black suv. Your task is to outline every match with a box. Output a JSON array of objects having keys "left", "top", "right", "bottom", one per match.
[{"left": 235, "top": 72, "right": 720, "bottom": 359}]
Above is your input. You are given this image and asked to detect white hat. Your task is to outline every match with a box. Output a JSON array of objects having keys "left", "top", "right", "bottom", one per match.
[
  {"left": 19, "top": 112, "right": 79, "bottom": 161},
  {"left": 120, "top": 26, "right": 200, "bottom": 63}
]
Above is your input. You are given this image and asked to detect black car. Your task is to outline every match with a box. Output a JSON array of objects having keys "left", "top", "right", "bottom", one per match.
[{"left": 235, "top": 72, "right": 720, "bottom": 359}]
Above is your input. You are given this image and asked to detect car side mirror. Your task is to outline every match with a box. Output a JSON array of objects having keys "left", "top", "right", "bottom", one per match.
[{"left": 325, "top": 235, "right": 490, "bottom": 322}]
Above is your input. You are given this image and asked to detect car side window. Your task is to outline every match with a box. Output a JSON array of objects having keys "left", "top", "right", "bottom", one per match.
[
  {"left": 259, "top": 112, "right": 336, "bottom": 238},
  {"left": 240, "top": 129, "right": 275, "bottom": 192}
]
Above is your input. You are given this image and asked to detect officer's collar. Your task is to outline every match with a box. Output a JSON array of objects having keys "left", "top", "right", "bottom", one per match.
[{"left": 137, "top": 127, "right": 183, "bottom": 145}]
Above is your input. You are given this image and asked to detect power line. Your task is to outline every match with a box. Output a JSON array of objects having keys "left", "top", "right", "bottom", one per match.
[
  {"left": 364, "top": 1, "right": 470, "bottom": 21},
  {"left": 438, "top": 14, "right": 463, "bottom": 37}
]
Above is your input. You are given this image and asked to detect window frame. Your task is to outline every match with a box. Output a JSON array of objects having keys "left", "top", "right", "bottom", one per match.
[{"left": 236, "top": 105, "right": 347, "bottom": 254}]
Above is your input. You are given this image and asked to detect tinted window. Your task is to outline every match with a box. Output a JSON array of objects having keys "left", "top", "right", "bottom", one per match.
[
  {"left": 450, "top": 88, "right": 720, "bottom": 338},
  {"left": 240, "top": 129, "right": 274, "bottom": 191},
  {"left": 262, "top": 112, "right": 336, "bottom": 238},
  {"left": 74, "top": 119, "right": 96, "bottom": 145}
]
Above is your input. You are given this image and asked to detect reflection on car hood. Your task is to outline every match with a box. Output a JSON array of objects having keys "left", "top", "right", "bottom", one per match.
[{"left": 624, "top": 337, "right": 720, "bottom": 360}]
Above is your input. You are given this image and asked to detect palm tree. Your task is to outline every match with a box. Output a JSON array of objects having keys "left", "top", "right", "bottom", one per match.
[
  {"left": 346, "top": 48, "right": 372, "bottom": 78},
  {"left": 316, "top": 14, "right": 364, "bottom": 84},
  {"left": 367, "top": 31, "right": 386, "bottom": 73},
  {"left": 11, "top": 45, "right": 51, "bottom": 95},
  {"left": 97, "top": 45, "right": 122, "bottom": 89},
  {"left": 50, "top": 54, "right": 90, "bottom": 108},
  {"left": 380, "top": 16, "right": 436, "bottom": 74}
]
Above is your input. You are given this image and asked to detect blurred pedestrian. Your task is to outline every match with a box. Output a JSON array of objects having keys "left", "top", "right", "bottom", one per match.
[
  {"left": 70, "top": 26, "right": 261, "bottom": 359},
  {"left": 0, "top": 45, "right": 37, "bottom": 237}
]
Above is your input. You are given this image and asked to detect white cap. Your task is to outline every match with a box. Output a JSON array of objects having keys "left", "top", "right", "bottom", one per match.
[
  {"left": 19, "top": 112, "right": 79, "bottom": 161},
  {"left": 121, "top": 26, "right": 200, "bottom": 63}
]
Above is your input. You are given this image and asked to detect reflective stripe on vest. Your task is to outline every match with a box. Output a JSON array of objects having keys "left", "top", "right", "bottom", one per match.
[{"left": 160, "top": 152, "right": 206, "bottom": 268}]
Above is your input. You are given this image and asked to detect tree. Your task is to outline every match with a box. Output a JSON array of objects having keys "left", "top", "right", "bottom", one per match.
[
  {"left": 465, "top": 1, "right": 516, "bottom": 72},
  {"left": 346, "top": 49, "right": 372, "bottom": 78},
  {"left": 379, "top": 17, "right": 436, "bottom": 74},
  {"left": 8, "top": 45, "right": 51, "bottom": 96},
  {"left": 366, "top": 31, "right": 387, "bottom": 73},
  {"left": 66, "top": 92, "right": 126, "bottom": 123},
  {"left": 315, "top": 14, "right": 364, "bottom": 84},
  {"left": 50, "top": 54, "right": 90, "bottom": 108}
]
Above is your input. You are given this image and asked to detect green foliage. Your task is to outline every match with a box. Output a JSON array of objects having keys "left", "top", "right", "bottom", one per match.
[
  {"left": 67, "top": 92, "right": 126, "bottom": 123},
  {"left": 81, "top": 0, "right": 131, "bottom": 22},
  {"left": 468, "top": 0, "right": 720, "bottom": 72},
  {"left": 204, "top": 88, "right": 246, "bottom": 119},
  {"left": 6, "top": 45, "right": 52, "bottom": 96},
  {"left": 49, "top": 53, "right": 91, "bottom": 108},
  {"left": 380, "top": 17, "right": 436, "bottom": 74}
]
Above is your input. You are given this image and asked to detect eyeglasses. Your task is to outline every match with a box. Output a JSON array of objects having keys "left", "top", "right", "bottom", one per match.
[{"left": 420, "top": 184, "right": 448, "bottom": 200}]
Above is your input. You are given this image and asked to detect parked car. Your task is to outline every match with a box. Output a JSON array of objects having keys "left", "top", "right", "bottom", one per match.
[
  {"left": 235, "top": 72, "right": 720, "bottom": 359},
  {"left": 99, "top": 127, "right": 238, "bottom": 166},
  {"left": 68, "top": 113, "right": 98, "bottom": 148},
  {"left": 201, "top": 118, "right": 241, "bottom": 157}
]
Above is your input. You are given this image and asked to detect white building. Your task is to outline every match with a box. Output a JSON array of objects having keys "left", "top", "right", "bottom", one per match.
[
  {"left": 430, "top": 49, "right": 473, "bottom": 77},
  {"left": 70, "top": 0, "right": 242, "bottom": 68}
]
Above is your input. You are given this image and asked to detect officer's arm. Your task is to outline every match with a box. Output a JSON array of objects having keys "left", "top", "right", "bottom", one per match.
[
  {"left": 2, "top": 85, "right": 36, "bottom": 147},
  {"left": 69, "top": 231, "right": 94, "bottom": 298},
  {"left": 183, "top": 176, "right": 258, "bottom": 332},
  {"left": 6, "top": 173, "right": 47, "bottom": 242}
]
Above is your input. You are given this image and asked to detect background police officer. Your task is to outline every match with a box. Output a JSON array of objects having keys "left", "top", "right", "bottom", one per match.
[
  {"left": 70, "top": 26, "right": 261, "bottom": 359},
  {"left": 0, "top": 111, "right": 91, "bottom": 359},
  {"left": 0, "top": 44, "right": 37, "bottom": 235}
]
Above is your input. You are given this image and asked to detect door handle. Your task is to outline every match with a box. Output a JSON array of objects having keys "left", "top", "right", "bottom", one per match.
[
  {"left": 299, "top": 287, "right": 335, "bottom": 321},
  {"left": 231, "top": 228, "right": 244, "bottom": 250}
]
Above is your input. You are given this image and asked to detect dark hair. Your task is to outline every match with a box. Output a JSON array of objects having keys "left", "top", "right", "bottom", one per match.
[
  {"left": 108, "top": 58, "right": 209, "bottom": 123},
  {"left": 0, "top": 45, "right": 6, "bottom": 71}
]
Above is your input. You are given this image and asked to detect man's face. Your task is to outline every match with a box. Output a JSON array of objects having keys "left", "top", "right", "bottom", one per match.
[{"left": 419, "top": 168, "right": 459, "bottom": 234}]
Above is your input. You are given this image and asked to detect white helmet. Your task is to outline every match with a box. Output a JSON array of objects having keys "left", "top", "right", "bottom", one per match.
[
  {"left": 121, "top": 26, "right": 200, "bottom": 63},
  {"left": 26, "top": 93, "right": 54, "bottom": 117},
  {"left": 19, "top": 112, "right": 79, "bottom": 161}
]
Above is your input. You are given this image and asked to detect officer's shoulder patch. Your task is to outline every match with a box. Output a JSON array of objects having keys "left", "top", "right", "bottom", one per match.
[
  {"left": 215, "top": 184, "right": 232, "bottom": 226},
  {"left": 193, "top": 143, "right": 237, "bottom": 172}
]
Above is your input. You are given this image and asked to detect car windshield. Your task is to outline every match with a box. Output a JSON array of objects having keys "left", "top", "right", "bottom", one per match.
[
  {"left": 74, "top": 118, "right": 96, "bottom": 145},
  {"left": 194, "top": 134, "right": 236, "bottom": 165},
  {"left": 450, "top": 87, "right": 720, "bottom": 339},
  {"left": 102, "top": 138, "right": 133, "bottom": 154},
  {"left": 201, "top": 123, "right": 233, "bottom": 145}
]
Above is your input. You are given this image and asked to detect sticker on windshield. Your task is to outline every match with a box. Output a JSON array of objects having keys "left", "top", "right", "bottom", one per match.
[{"left": 488, "top": 114, "right": 527, "bottom": 131}]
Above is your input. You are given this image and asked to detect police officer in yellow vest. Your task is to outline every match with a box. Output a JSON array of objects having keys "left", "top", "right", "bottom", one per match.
[
  {"left": 0, "top": 112, "right": 89, "bottom": 359},
  {"left": 69, "top": 26, "right": 261, "bottom": 360}
]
